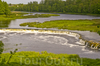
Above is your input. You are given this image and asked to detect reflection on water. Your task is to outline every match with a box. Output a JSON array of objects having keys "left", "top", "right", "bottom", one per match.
[{"left": 0, "top": 20, "right": 11, "bottom": 28}]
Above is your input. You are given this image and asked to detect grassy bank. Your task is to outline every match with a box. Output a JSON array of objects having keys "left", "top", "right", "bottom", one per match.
[
  {"left": 0, "top": 20, "right": 12, "bottom": 28},
  {"left": 63, "top": 12, "right": 100, "bottom": 16},
  {"left": 0, "top": 12, "right": 59, "bottom": 28},
  {"left": 0, "top": 12, "right": 59, "bottom": 21},
  {"left": 37, "top": 12, "right": 100, "bottom": 16},
  {"left": 20, "top": 19, "right": 100, "bottom": 35},
  {"left": 0, "top": 12, "right": 29, "bottom": 21},
  {"left": 0, "top": 51, "right": 100, "bottom": 66}
]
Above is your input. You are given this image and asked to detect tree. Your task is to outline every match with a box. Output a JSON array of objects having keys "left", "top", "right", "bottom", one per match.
[
  {"left": 0, "top": 0, "right": 10, "bottom": 16},
  {"left": 0, "top": 0, "right": 4, "bottom": 15},
  {"left": 9, "top": 0, "right": 100, "bottom": 14},
  {"left": 3, "top": 2, "right": 11, "bottom": 17}
]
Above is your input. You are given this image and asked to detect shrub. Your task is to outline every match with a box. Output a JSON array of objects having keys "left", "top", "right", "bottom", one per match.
[{"left": 0, "top": 41, "right": 4, "bottom": 54}]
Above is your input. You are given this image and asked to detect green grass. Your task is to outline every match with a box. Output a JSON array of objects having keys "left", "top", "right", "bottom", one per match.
[
  {"left": 64, "top": 13, "right": 100, "bottom": 16},
  {"left": 0, "top": 20, "right": 11, "bottom": 28},
  {"left": 0, "top": 12, "right": 29, "bottom": 21},
  {"left": 35, "top": 14, "right": 60, "bottom": 17},
  {"left": 39, "top": 11, "right": 100, "bottom": 16},
  {"left": 20, "top": 19, "right": 100, "bottom": 35},
  {"left": 0, "top": 51, "right": 100, "bottom": 66},
  {"left": 0, "top": 12, "right": 59, "bottom": 28},
  {"left": 48, "top": 12, "right": 100, "bottom": 16},
  {"left": 0, "top": 12, "right": 59, "bottom": 21}
]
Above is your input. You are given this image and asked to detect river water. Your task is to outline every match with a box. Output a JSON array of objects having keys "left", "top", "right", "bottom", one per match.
[
  {"left": 9, "top": 12, "right": 100, "bottom": 28},
  {"left": 1, "top": 12, "right": 100, "bottom": 59}
]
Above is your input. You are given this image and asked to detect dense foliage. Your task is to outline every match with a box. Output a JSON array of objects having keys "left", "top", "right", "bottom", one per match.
[
  {"left": 0, "top": 20, "right": 11, "bottom": 28},
  {"left": 10, "top": 0, "right": 100, "bottom": 14},
  {"left": 0, "top": 11, "right": 59, "bottom": 28},
  {"left": 0, "top": 41, "right": 4, "bottom": 54},
  {"left": 0, "top": 0, "right": 10, "bottom": 16},
  {"left": 0, "top": 51, "right": 100, "bottom": 66},
  {"left": 20, "top": 19, "right": 100, "bottom": 35}
]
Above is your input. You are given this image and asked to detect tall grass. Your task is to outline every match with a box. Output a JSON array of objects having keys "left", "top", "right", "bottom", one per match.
[{"left": 20, "top": 19, "right": 100, "bottom": 35}]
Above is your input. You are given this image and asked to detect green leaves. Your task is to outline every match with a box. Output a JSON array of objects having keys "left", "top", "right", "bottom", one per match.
[
  {"left": 7, "top": 49, "right": 18, "bottom": 64},
  {"left": 0, "top": 0, "right": 10, "bottom": 16},
  {"left": 9, "top": 0, "right": 100, "bottom": 14},
  {"left": 10, "top": 49, "right": 18, "bottom": 55},
  {"left": 0, "top": 41, "right": 4, "bottom": 54}
]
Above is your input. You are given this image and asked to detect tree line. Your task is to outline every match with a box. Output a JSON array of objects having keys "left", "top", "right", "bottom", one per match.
[
  {"left": 0, "top": 0, "right": 10, "bottom": 16},
  {"left": 10, "top": 0, "right": 100, "bottom": 14}
]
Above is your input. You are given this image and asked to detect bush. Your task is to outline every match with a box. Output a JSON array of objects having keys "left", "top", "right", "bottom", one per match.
[
  {"left": 97, "top": 31, "right": 100, "bottom": 35},
  {"left": 0, "top": 41, "right": 4, "bottom": 54}
]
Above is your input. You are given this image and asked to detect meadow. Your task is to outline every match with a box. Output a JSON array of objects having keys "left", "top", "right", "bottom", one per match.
[{"left": 20, "top": 19, "right": 100, "bottom": 35}]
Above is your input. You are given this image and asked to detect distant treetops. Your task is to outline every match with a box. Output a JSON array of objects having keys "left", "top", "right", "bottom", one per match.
[
  {"left": 0, "top": 0, "right": 10, "bottom": 16},
  {"left": 10, "top": 0, "right": 100, "bottom": 14}
]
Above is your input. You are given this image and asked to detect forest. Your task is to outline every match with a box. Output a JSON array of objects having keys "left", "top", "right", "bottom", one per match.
[
  {"left": 0, "top": 0, "right": 10, "bottom": 16},
  {"left": 10, "top": 0, "right": 100, "bottom": 14}
]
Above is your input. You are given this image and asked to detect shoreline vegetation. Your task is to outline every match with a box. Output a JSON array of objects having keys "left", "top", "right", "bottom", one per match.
[
  {"left": 14, "top": 11, "right": 100, "bottom": 16},
  {"left": 10, "top": 0, "right": 100, "bottom": 16},
  {"left": 0, "top": 51, "right": 100, "bottom": 66},
  {"left": 57, "top": 12, "right": 100, "bottom": 16},
  {"left": 20, "top": 19, "right": 100, "bottom": 35},
  {"left": 0, "top": 11, "right": 60, "bottom": 21},
  {"left": 30, "top": 11, "right": 100, "bottom": 16},
  {"left": 0, "top": 11, "right": 59, "bottom": 28}
]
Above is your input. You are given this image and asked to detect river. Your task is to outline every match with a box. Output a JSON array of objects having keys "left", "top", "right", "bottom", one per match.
[{"left": 1, "top": 12, "right": 100, "bottom": 59}]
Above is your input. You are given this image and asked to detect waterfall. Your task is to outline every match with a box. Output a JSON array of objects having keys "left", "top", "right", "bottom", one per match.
[
  {"left": 85, "top": 42, "right": 89, "bottom": 47},
  {"left": 0, "top": 28, "right": 100, "bottom": 50},
  {"left": 91, "top": 44, "right": 94, "bottom": 49}
]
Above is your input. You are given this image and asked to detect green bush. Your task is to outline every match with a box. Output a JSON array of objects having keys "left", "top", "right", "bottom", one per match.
[
  {"left": 0, "top": 51, "right": 100, "bottom": 66},
  {"left": 0, "top": 41, "right": 4, "bottom": 54},
  {"left": 97, "top": 31, "right": 100, "bottom": 35}
]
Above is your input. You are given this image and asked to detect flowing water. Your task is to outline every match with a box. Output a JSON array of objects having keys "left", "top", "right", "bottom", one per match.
[
  {"left": 0, "top": 12, "right": 100, "bottom": 59},
  {"left": 9, "top": 12, "right": 100, "bottom": 28}
]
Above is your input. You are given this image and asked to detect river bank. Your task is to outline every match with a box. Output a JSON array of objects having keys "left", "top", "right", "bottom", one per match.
[
  {"left": 0, "top": 12, "right": 59, "bottom": 21},
  {"left": 0, "top": 12, "right": 59, "bottom": 28},
  {"left": 20, "top": 19, "right": 100, "bottom": 35}
]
